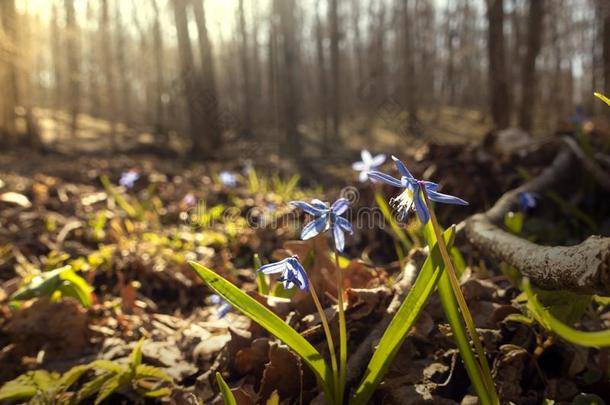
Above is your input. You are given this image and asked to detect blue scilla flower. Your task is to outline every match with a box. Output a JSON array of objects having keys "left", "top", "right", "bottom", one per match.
[
  {"left": 207, "top": 294, "right": 232, "bottom": 318},
  {"left": 367, "top": 156, "right": 468, "bottom": 224},
  {"left": 352, "top": 149, "right": 386, "bottom": 182},
  {"left": 219, "top": 171, "right": 237, "bottom": 187},
  {"left": 119, "top": 170, "right": 139, "bottom": 189},
  {"left": 518, "top": 191, "right": 539, "bottom": 212},
  {"left": 257, "top": 255, "right": 309, "bottom": 291},
  {"left": 290, "top": 198, "right": 353, "bottom": 252}
]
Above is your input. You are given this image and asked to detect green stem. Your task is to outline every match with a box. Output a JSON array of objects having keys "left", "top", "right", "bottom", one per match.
[
  {"left": 332, "top": 238, "right": 347, "bottom": 405},
  {"left": 421, "top": 188, "right": 499, "bottom": 405},
  {"left": 310, "top": 283, "right": 340, "bottom": 403}
]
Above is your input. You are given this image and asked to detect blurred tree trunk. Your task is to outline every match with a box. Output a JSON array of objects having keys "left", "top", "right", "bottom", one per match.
[
  {"left": 150, "top": 0, "right": 167, "bottom": 143},
  {"left": 487, "top": 0, "right": 511, "bottom": 129},
  {"left": 275, "top": 0, "right": 301, "bottom": 158},
  {"left": 601, "top": 2, "right": 610, "bottom": 97},
  {"left": 174, "top": 0, "right": 219, "bottom": 158},
  {"left": 315, "top": 0, "right": 329, "bottom": 145},
  {"left": 238, "top": 0, "right": 253, "bottom": 137},
  {"left": 250, "top": 1, "right": 262, "bottom": 128},
  {"left": 50, "top": 3, "right": 63, "bottom": 114},
  {"left": 191, "top": 0, "right": 222, "bottom": 151},
  {"left": 402, "top": 0, "right": 419, "bottom": 134},
  {"left": 65, "top": 0, "right": 80, "bottom": 137},
  {"left": 329, "top": 0, "right": 342, "bottom": 143},
  {"left": 100, "top": 0, "right": 118, "bottom": 150},
  {"left": 86, "top": 0, "right": 101, "bottom": 118},
  {"left": 114, "top": 0, "right": 132, "bottom": 127},
  {"left": 518, "top": 0, "right": 544, "bottom": 132},
  {"left": 0, "top": 0, "right": 19, "bottom": 144}
]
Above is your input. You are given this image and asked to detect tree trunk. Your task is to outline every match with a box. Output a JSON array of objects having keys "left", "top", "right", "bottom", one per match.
[
  {"left": 114, "top": 0, "right": 132, "bottom": 127},
  {"left": 275, "top": 0, "right": 301, "bottom": 158},
  {"left": 65, "top": 0, "right": 80, "bottom": 137},
  {"left": 150, "top": 0, "right": 167, "bottom": 143},
  {"left": 315, "top": 0, "right": 329, "bottom": 145},
  {"left": 191, "top": 0, "right": 222, "bottom": 151},
  {"left": 238, "top": 0, "right": 253, "bottom": 137},
  {"left": 329, "top": 0, "right": 342, "bottom": 142},
  {"left": 0, "top": 0, "right": 19, "bottom": 144},
  {"left": 518, "top": 0, "right": 544, "bottom": 132},
  {"left": 601, "top": 3, "right": 610, "bottom": 97},
  {"left": 50, "top": 3, "right": 63, "bottom": 114},
  {"left": 402, "top": 0, "right": 419, "bottom": 134},
  {"left": 487, "top": 0, "right": 511, "bottom": 129},
  {"left": 100, "top": 0, "right": 118, "bottom": 150}
]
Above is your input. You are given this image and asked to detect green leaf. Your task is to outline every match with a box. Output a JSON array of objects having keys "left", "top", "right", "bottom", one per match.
[
  {"left": 58, "top": 268, "right": 93, "bottom": 307},
  {"left": 59, "top": 365, "right": 91, "bottom": 390},
  {"left": 215, "top": 372, "right": 237, "bottom": 405},
  {"left": 190, "top": 262, "right": 334, "bottom": 400},
  {"left": 254, "top": 254, "right": 269, "bottom": 296},
  {"left": 266, "top": 390, "right": 280, "bottom": 405},
  {"left": 135, "top": 364, "right": 172, "bottom": 382},
  {"left": 130, "top": 339, "right": 145, "bottom": 368},
  {"left": 0, "top": 375, "right": 38, "bottom": 401},
  {"left": 522, "top": 279, "right": 610, "bottom": 347},
  {"left": 77, "top": 373, "right": 113, "bottom": 402},
  {"left": 504, "top": 211, "right": 524, "bottom": 234},
  {"left": 10, "top": 266, "right": 67, "bottom": 301},
  {"left": 89, "top": 360, "right": 127, "bottom": 374},
  {"left": 142, "top": 387, "right": 172, "bottom": 398},
  {"left": 94, "top": 374, "right": 123, "bottom": 405},
  {"left": 350, "top": 226, "right": 455, "bottom": 405}
]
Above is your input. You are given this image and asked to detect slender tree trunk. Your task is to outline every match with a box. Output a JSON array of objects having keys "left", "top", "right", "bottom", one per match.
[
  {"left": 601, "top": 2, "right": 610, "bottom": 97},
  {"left": 50, "top": 3, "right": 63, "bottom": 114},
  {"left": 275, "top": 0, "right": 301, "bottom": 158},
  {"left": 0, "top": 0, "right": 19, "bottom": 143},
  {"left": 65, "top": 0, "right": 80, "bottom": 137},
  {"left": 114, "top": 0, "right": 132, "bottom": 127},
  {"left": 402, "top": 0, "right": 419, "bottom": 133},
  {"left": 151, "top": 0, "right": 167, "bottom": 143},
  {"left": 238, "top": 0, "right": 253, "bottom": 137},
  {"left": 518, "top": 0, "right": 544, "bottom": 132},
  {"left": 329, "top": 0, "right": 342, "bottom": 142},
  {"left": 487, "top": 0, "right": 511, "bottom": 129},
  {"left": 100, "top": 0, "right": 118, "bottom": 150},
  {"left": 315, "top": 0, "right": 329, "bottom": 145},
  {"left": 191, "top": 0, "right": 222, "bottom": 150}
]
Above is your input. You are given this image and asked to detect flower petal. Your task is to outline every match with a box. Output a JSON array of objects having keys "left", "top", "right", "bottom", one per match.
[
  {"left": 361, "top": 149, "right": 373, "bottom": 164},
  {"left": 427, "top": 190, "right": 469, "bottom": 206},
  {"left": 367, "top": 171, "right": 403, "bottom": 187},
  {"left": 288, "top": 258, "right": 309, "bottom": 291},
  {"left": 391, "top": 156, "right": 414, "bottom": 179},
  {"left": 311, "top": 199, "right": 329, "bottom": 210},
  {"left": 413, "top": 191, "right": 430, "bottom": 224},
  {"left": 370, "top": 154, "right": 386, "bottom": 167},
  {"left": 301, "top": 215, "right": 328, "bottom": 240},
  {"left": 352, "top": 161, "right": 366, "bottom": 171},
  {"left": 290, "top": 200, "right": 325, "bottom": 216},
  {"left": 335, "top": 216, "right": 353, "bottom": 234},
  {"left": 333, "top": 225, "right": 345, "bottom": 252},
  {"left": 257, "top": 258, "right": 290, "bottom": 274},
  {"left": 423, "top": 181, "right": 439, "bottom": 191},
  {"left": 358, "top": 170, "right": 369, "bottom": 182},
  {"left": 331, "top": 198, "right": 349, "bottom": 215}
]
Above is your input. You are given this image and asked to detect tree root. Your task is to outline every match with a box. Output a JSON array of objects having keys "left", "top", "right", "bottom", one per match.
[{"left": 463, "top": 146, "right": 610, "bottom": 295}]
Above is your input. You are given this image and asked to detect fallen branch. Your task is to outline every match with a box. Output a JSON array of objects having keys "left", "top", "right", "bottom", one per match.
[{"left": 464, "top": 146, "right": 610, "bottom": 295}]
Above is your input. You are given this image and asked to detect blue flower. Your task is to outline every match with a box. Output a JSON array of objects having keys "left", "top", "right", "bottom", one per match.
[
  {"left": 257, "top": 255, "right": 309, "bottom": 291},
  {"left": 367, "top": 156, "right": 468, "bottom": 224},
  {"left": 290, "top": 198, "right": 353, "bottom": 252},
  {"left": 518, "top": 192, "right": 538, "bottom": 212},
  {"left": 207, "top": 294, "right": 232, "bottom": 318},
  {"left": 119, "top": 170, "right": 139, "bottom": 189},
  {"left": 219, "top": 171, "right": 237, "bottom": 187},
  {"left": 352, "top": 150, "right": 386, "bottom": 182}
]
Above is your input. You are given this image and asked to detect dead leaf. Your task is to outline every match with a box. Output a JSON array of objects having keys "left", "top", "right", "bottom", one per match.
[{"left": 0, "top": 192, "right": 31, "bottom": 208}]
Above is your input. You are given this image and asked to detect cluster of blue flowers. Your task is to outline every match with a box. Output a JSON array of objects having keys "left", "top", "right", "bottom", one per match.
[{"left": 258, "top": 151, "right": 468, "bottom": 290}]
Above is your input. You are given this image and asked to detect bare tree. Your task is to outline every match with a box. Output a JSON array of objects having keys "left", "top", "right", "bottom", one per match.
[
  {"left": 65, "top": 0, "right": 80, "bottom": 137},
  {"left": 114, "top": 0, "right": 132, "bottom": 127},
  {"left": 519, "top": 0, "right": 544, "bottom": 132},
  {"left": 329, "top": 0, "right": 342, "bottom": 142},
  {"left": 0, "top": 0, "right": 19, "bottom": 143},
  {"left": 315, "top": 0, "right": 329, "bottom": 144},
  {"left": 604, "top": 0, "right": 610, "bottom": 96},
  {"left": 402, "top": 0, "right": 419, "bottom": 134},
  {"left": 237, "top": 0, "right": 253, "bottom": 137},
  {"left": 150, "top": 0, "right": 167, "bottom": 143},
  {"left": 487, "top": 0, "right": 511, "bottom": 129},
  {"left": 100, "top": 0, "right": 118, "bottom": 149}
]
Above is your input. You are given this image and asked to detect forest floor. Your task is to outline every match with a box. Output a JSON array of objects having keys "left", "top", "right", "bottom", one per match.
[{"left": 0, "top": 122, "right": 609, "bottom": 404}]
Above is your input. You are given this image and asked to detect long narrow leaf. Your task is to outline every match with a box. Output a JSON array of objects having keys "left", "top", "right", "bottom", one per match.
[
  {"left": 189, "top": 262, "right": 334, "bottom": 400},
  {"left": 350, "top": 226, "right": 455, "bottom": 405},
  {"left": 215, "top": 372, "right": 237, "bottom": 405},
  {"left": 522, "top": 278, "right": 610, "bottom": 347}
]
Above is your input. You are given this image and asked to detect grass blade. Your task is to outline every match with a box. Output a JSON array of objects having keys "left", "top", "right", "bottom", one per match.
[
  {"left": 215, "top": 372, "right": 237, "bottom": 405},
  {"left": 350, "top": 226, "right": 455, "bottom": 405},
  {"left": 522, "top": 278, "right": 610, "bottom": 347},
  {"left": 189, "top": 261, "right": 334, "bottom": 400}
]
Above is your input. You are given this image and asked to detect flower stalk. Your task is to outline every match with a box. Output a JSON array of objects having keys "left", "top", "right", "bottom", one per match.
[{"left": 332, "top": 238, "right": 347, "bottom": 405}]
